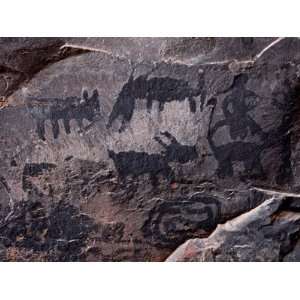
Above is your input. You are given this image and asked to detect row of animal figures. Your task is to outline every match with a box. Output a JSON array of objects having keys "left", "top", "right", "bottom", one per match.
[
  {"left": 27, "top": 72, "right": 275, "bottom": 182},
  {"left": 27, "top": 69, "right": 205, "bottom": 140}
]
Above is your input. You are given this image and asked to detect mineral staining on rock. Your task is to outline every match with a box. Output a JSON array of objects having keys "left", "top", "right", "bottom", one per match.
[{"left": 1, "top": 37, "right": 300, "bottom": 261}]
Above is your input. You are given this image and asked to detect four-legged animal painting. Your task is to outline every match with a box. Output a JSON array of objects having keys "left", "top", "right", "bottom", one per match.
[
  {"left": 26, "top": 72, "right": 270, "bottom": 182},
  {"left": 27, "top": 89, "right": 100, "bottom": 140},
  {"left": 107, "top": 68, "right": 204, "bottom": 132}
]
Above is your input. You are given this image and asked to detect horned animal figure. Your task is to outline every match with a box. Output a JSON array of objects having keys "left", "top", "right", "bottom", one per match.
[
  {"left": 154, "top": 131, "right": 198, "bottom": 163},
  {"left": 108, "top": 131, "right": 198, "bottom": 185}
]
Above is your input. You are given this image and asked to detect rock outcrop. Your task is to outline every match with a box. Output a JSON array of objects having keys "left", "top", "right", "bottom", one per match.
[
  {"left": 1, "top": 37, "right": 300, "bottom": 261},
  {"left": 167, "top": 188, "right": 300, "bottom": 261}
]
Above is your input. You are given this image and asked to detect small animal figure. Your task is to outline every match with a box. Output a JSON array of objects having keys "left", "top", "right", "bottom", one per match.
[
  {"left": 27, "top": 89, "right": 100, "bottom": 140},
  {"left": 154, "top": 131, "right": 198, "bottom": 163}
]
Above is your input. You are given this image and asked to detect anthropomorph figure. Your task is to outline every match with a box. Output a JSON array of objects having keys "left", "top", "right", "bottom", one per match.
[{"left": 210, "top": 74, "right": 265, "bottom": 141}]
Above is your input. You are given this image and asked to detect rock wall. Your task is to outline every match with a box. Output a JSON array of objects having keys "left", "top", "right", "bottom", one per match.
[{"left": 1, "top": 37, "right": 300, "bottom": 261}]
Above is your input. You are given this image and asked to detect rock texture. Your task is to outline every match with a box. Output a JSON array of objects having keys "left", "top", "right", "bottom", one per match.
[
  {"left": 1, "top": 37, "right": 300, "bottom": 261},
  {"left": 167, "top": 188, "right": 300, "bottom": 261}
]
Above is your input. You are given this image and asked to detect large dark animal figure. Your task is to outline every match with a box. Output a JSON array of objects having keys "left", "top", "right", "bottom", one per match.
[
  {"left": 27, "top": 89, "right": 100, "bottom": 140},
  {"left": 107, "top": 149, "right": 174, "bottom": 185},
  {"left": 107, "top": 69, "right": 204, "bottom": 132},
  {"left": 108, "top": 131, "right": 199, "bottom": 185}
]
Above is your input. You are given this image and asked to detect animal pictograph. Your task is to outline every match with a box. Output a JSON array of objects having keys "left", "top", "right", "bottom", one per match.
[
  {"left": 108, "top": 131, "right": 198, "bottom": 185},
  {"left": 205, "top": 75, "right": 273, "bottom": 179},
  {"left": 207, "top": 95, "right": 268, "bottom": 179},
  {"left": 27, "top": 89, "right": 100, "bottom": 140},
  {"left": 107, "top": 68, "right": 204, "bottom": 132},
  {"left": 154, "top": 131, "right": 198, "bottom": 163},
  {"left": 108, "top": 149, "right": 174, "bottom": 186}
]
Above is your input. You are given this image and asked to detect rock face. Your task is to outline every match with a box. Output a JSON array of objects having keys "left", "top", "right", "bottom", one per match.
[
  {"left": 167, "top": 189, "right": 300, "bottom": 262},
  {"left": 1, "top": 37, "right": 300, "bottom": 261}
]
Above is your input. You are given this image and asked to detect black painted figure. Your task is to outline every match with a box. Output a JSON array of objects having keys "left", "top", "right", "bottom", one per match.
[
  {"left": 154, "top": 131, "right": 198, "bottom": 163},
  {"left": 142, "top": 193, "right": 221, "bottom": 248},
  {"left": 211, "top": 74, "right": 265, "bottom": 141},
  {"left": 108, "top": 131, "right": 198, "bottom": 185},
  {"left": 207, "top": 73, "right": 296, "bottom": 182},
  {"left": 107, "top": 69, "right": 204, "bottom": 132},
  {"left": 207, "top": 92, "right": 267, "bottom": 179},
  {"left": 27, "top": 89, "right": 100, "bottom": 140},
  {"left": 107, "top": 149, "right": 174, "bottom": 186}
]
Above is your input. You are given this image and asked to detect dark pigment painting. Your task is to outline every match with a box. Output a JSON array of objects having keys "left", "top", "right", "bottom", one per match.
[{"left": 0, "top": 37, "right": 300, "bottom": 262}]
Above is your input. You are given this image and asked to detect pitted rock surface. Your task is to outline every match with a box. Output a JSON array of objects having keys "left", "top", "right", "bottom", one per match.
[{"left": 1, "top": 37, "right": 300, "bottom": 261}]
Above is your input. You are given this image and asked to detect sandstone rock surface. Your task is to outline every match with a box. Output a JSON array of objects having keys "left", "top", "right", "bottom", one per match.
[
  {"left": 1, "top": 37, "right": 300, "bottom": 261},
  {"left": 167, "top": 188, "right": 300, "bottom": 261}
]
